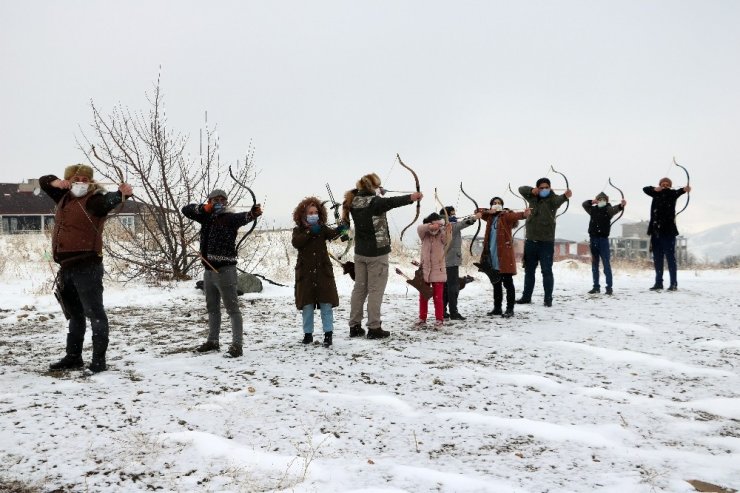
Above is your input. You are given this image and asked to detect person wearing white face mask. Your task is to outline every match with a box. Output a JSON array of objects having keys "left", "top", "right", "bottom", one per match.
[
  {"left": 582, "top": 192, "right": 626, "bottom": 295},
  {"left": 40, "top": 164, "right": 133, "bottom": 373},
  {"left": 476, "top": 197, "right": 531, "bottom": 317}
]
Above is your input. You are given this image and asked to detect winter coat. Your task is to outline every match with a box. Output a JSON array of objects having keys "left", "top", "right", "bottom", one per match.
[
  {"left": 350, "top": 191, "right": 414, "bottom": 257},
  {"left": 444, "top": 218, "right": 477, "bottom": 267},
  {"left": 642, "top": 186, "right": 686, "bottom": 237},
  {"left": 417, "top": 224, "right": 448, "bottom": 283},
  {"left": 582, "top": 200, "right": 623, "bottom": 238},
  {"left": 292, "top": 225, "right": 340, "bottom": 310},
  {"left": 518, "top": 186, "right": 569, "bottom": 242},
  {"left": 40, "top": 174, "right": 123, "bottom": 267},
  {"left": 181, "top": 204, "right": 257, "bottom": 269},
  {"left": 479, "top": 209, "right": 526, "bottom": 275}
]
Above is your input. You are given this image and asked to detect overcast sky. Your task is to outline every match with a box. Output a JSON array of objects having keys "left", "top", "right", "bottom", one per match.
[{"left": 2, "top": 0, "right": 739, "bottom": 234}]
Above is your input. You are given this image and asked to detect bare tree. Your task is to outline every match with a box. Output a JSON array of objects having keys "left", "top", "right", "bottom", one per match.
[{"left": 76, "top": 75, "right": 257, "bottom": 281}]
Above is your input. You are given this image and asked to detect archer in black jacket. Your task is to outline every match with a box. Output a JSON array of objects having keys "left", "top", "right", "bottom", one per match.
[
  {"left": 582, "top": 192, "right": 626, "bottom": 295},
  {"left": 642, "top": 177, "right": 691, "bottom": 291}
]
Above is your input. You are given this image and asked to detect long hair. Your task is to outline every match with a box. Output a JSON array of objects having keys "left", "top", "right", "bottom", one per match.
[
  {"left": 292, "top": 196, "right": 328, "bottom": 227},
  {"left": 342, "top": 173, "right": 380, "bottom": 223}
]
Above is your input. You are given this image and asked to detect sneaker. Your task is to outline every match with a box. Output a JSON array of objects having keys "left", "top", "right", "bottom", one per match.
[
  {"left": 302, "top": 333, "right": 313, "bottom": 344},
  {"left": 605, "top": 287, "right": 613, "bottom": 295},
  {"left": 667, "top": 284, "right": 677, "bottom": 291},
  {"left": 449, "top": 312, "right": 466, "bottom": 321},
  {"left": 366, "top": 327, "right": 390, "bottom": 339},
  {"left": 349, "top": 325, "right": 365, "bottom": 338},
  {"left": 49, "top": 354, "right": 83, "bottom": 371},
  {"left": 196, "top": 340, "right": 220, "bottom": 352},
  {"left": 225, "top": 344, "right": 243, "bottom": 358},
  {"left": 588, "top": 287, "right": 600, "bottom": 294},
  {"left": 649, "top": 284, "right": 663, "bottom": 291},
  {"left": 414, "top": 319, "right": 427, "bottom": 328},
  {"left": 322, "top": 332, "right": 333, "bottom": 348},
  {"left": 433, "top": 320, "right": 444, "bottom": 330},
  {"left": 515, "top": 298, "right": 531, "bottom": 305}
]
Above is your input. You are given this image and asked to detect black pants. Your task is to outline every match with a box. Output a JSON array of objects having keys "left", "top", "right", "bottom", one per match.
[
  {"left": 492, "top": 273, "right": 515, "bottom": 311},
  {"left": 442, "top": 266, "right": 460, "bottom": 314},
  {"left": 60, "top": 262, "right": 109, "bottom": 357}
]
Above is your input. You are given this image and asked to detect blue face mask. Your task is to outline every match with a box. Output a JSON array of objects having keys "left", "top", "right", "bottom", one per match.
[
  {"left": 306, "top": 214, "right": 320, "bottom": 225},
  {"left": 539, "top": 188, "right": 551, "bottom": 198},
  {"left": 213, "top": 203, "right": 224, "bottom": 213},
  {"left": 448, "top": 216, "right": 457, "bottom": 223}
]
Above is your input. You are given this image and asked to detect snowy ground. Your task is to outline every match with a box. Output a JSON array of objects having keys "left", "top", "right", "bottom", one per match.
[{"left": 1, "top": 239, "right": 739, "bottom": 492}]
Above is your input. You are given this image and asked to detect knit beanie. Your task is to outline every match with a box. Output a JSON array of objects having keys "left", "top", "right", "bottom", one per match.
[
  {"left": 536, "top": 177, "right": 551, "bottom": 188},
  {"left": 64, "top": 164, "right": 94, "bottom": 181}
]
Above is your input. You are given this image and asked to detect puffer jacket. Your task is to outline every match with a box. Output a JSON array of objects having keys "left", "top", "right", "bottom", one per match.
[{"left": 417, "top": 224, "right": 448, "bottom": 283}]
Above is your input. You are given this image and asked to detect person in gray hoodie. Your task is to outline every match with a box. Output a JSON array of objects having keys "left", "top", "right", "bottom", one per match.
[{"left": 439, "top": 206, "right": 481, "bottom": 320}]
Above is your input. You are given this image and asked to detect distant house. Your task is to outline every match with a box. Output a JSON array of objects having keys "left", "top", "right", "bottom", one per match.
[
  {"left": 0, "top": 179, "right": 141, "bottom": 235},
  {"left": 576, "top": 221, "right": 689, "bottom": 265},
  {"left": 470, "top": 236, "right": 576, "bottom": 261}
]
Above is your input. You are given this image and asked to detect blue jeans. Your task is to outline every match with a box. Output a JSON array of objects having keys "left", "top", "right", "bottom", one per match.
[
  {"left": 521, "top": 240, "right": 554, "bottom": 303},
  {"left": 302, "top": 303, "right": 334, "bottom": 333},
  {"left": 651, "top": 235, "right": 677, "bottom": 287},
  {"left": 589, "top": 237, "right": 612, "bottom": 289}
]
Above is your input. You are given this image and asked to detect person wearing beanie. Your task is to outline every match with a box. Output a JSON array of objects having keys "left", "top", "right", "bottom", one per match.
[
  {"left": 476, "top": 197, "right": 531, "bottom": 317},
  {"left": 643, "top": 177, "right": 691, "bottom": 291},
  {"left": 439, "top": 205, "right": 481, "bottom": 320},
  {"left": 517, "top": 176, "right": 572, "bottom": 307},
  {"left": 582, "top": 192, "right": 627, "bottom": 295},
  {"left": 291, "top": 196, "right": 346, "bottom": 348},
  {"left": 182, "top": 189, "right": 263, "bottom": 357},
  {"left": 39, "top": 164, "right": 133, "bottom": 373},
  {"left": 342, "top": 173, "right": 423, "bottom": 340},
  {"left": 415, "top": 212, "right": 449, "bottom": 328}
]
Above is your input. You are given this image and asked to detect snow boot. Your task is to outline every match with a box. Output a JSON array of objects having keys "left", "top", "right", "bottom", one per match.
[
  {"left": 366, "top": 326, "right": 390, "bottom": 339},
  {"left": 349, "top": 325, "right": 365, "bottom": 338},
  {"left": 87, "top": 357, "right": 107, "bottom": 373},
  {"left": 302, "top": 333, "right": 313, "bottom": 344},
  {"left": 225, "top": 344, "right": 243, "bottom": 358},
  {"left": 323, "top": 332, "right": 333, "bottom": 348},
  {"left": 196, "top": 340, "right": 220, "bottom": 352},
  {"left": 588, "top": 287, "right": 600, "bottom": 294},
  {"left": 87, "top": 336, "right": 108, "bottom": 373},
  {"left": 49, "top": 354, "right": 84, "bottom": 371}
]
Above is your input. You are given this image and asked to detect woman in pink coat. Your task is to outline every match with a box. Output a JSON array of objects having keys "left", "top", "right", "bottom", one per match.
[{"left": 416, "top": 212, "right": 450, "bottom": 327}]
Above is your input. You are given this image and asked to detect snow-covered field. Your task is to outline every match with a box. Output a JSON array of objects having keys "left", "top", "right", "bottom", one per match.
[{"left": 1, "top": 235, "right": 739, "bottom": 493}]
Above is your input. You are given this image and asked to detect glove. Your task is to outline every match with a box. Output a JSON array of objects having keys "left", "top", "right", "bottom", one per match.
[
  {"left": 337, "top": 223, "right": 349, "bottom": 235},
  {"left": 202, "top": 203, "right": 214, "bottom": 213},
  {"left": 309, "top": 224, "right": 321, "bottom": 234},
  {"left": 251, "top": 204, "right": 263, "bottom": 217}
]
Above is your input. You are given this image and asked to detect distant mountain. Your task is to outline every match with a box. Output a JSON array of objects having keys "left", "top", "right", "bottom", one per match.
[{"left": 688, "top": 222, "right": 740, "bottom": 263}]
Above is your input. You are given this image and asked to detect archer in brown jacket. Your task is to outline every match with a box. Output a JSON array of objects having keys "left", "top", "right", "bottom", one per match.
[
  {"left": 478, "top": 197, "right": 530, "bottom": 318},
  {"left": 292, "top": 197, "right": 346, "bottom": 347},
  {"left": 40, "top": 164, "right": 133, "bottom": 373}
]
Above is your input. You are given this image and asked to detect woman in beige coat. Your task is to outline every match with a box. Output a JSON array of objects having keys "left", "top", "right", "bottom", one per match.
[{"left": 416, "top": 212, "right": 450, "bottom": 327}]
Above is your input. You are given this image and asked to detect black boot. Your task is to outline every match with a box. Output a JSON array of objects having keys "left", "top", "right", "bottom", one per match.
[
  {"left": 349, "top": 325, "right": 365, "bottom": 338},
  {"left": 50, "top": 333, "right": 84, "bottom": 370},
  {"left": 667, "top": 284, "right": 677, "bottom": 291},
  {"left": 323, "top": 331, "right": 333, "bottom": 347},
  {"left": 488, "top": 305, "right": 502, "bottom": 316},
  {"left": 588, "top": 287, "right": 600, "bottom": 294},
  {"left": 49, "top": 354, "right": 83, "bottom": 370},
  {"left": 367, "top": 326, "right": 390, "bottom": 339},
  {"left": 88, "top": 335, "right": 108, "bottom": 373},
  {"left": 503, "top": 303, "right": 514, "bottom": 318},
  {"left": 196, "top": 340, "right": 220, "bottom": 352},
  {"left": 605, "top": 287, "right": 613, "bottom": 295},
  {"left": 515, "top": 298, "right": 531, "bottom": 304},
  {"left": 225, "top": 344, "right": 243, "bottom": 357},
  {"left": 649, "top": 284, "right": 663, "bottom": 291},
  {"left": 302, "top": 333, "right": 313, "bottom": 344},
  {"left": 449, "top": 312, "right": 466, "bottom": 321}
]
